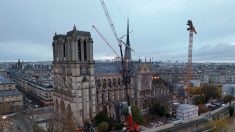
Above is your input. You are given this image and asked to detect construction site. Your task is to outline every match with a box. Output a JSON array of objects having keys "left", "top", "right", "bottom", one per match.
[
  {"left": 1, "top": 0, "right": 235, "bottom": 132},
  {"left": 51, "top": 0, "right": 200, "bottom": 131}
]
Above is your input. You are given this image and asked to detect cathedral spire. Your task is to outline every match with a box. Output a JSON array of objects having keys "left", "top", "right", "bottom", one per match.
[
  {"left": 124, "top": 18, "right": 131, "bottom": 61},
  {"left": 73, "top": 24, "right": 76, "bottom": 31}
]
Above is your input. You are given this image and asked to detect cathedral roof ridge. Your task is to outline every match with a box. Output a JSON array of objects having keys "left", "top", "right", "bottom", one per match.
[{"left": 66, "top": 30, "right": 91, "bottom": 37}]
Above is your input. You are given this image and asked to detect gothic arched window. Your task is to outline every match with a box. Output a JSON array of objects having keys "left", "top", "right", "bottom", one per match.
[
  {"left": 60, "top": 100, "right": 65, "bottom": 117},
  {"left": 103, "top": 79, "right": 107, "bottom": 88},
  {"left": 84, "top": 40, "right": 87, "bottom": 61},
  {"left": 108, "top": 79, "right": 112, "bottom": 87},
  {"left": 55, "top": 99, "right": 59, "bottom": 113},
  {"left": 113, "top": 78, "right": 116, "bottom": 87},
  {"left": 118, "top": 78, "right": 121, "bottom": 86},
  {"left": 96, "top": 79, "right": 101, "bottom": 88},
  {"left": 78, "top": 39, "right": 81, "bottom": 61},
  {"left": 63, "top": 42, "right": 66, "bottom": 58}
]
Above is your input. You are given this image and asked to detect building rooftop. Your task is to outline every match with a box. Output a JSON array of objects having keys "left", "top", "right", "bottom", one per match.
[
  {"left": 95, "top": 61, "right": 152, "bottom": 75},
  {"left": 0, "top": 75, "right": 13, "bottom": 84},
  {"left": 95, "top": 61, "right": 122, "bottom": 74},
  {"left": 178, "top": 104, "right": 198, "bottom": 109},
  {"left": 53, "top": 26, "right": 91, "bottom": 41},
  {"left": 0, "top": 89, "right": 22, "bottom": 97}
]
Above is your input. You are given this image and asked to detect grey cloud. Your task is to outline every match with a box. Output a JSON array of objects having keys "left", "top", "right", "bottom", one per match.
[
  {"left": 0, "top": 0, "right": 235, "bottom": 62},
  {"left": 193, "top": 43, "right": 235, "bottom": 62}
]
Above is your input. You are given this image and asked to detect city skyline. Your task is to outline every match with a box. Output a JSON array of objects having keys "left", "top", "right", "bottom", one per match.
[{"left": 0, "top": 0, "right": 235, "bottom": 62}]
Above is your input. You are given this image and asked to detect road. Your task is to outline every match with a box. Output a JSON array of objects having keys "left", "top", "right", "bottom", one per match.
[{"left": 148, "top": 101, "right": 235, "bottom": 132}]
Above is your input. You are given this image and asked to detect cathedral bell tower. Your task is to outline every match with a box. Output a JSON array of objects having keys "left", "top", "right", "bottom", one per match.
[{"left": 52, "top": 25, "right": 96, "bottom": 127}]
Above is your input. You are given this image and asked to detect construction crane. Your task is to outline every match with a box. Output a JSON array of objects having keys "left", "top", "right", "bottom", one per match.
[
  {"left": 185, "top": 20, "right": 197, "bottom": 103},
  {"left": 99, "top": 0, "right": 134, "bottom": 52},
  {"left": 92, "top": 25, "right": 120, "bottom": 58},
  {"left": 99, "top": 0, "right": 139, "bottom": 131}
]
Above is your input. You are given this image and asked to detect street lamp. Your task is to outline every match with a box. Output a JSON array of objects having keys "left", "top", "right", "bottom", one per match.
[
  {"left": 2, "top": 115, "right": 7, "bottom": 120},
  {"left": 1, "top": 115, "right": 9, "bottom": 130}
]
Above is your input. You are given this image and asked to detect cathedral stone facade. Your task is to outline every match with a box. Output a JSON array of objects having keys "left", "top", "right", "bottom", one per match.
[
  {"left": 52, "top": 26, "right": 96, "bottom": 127},
  {"left": 52, "top": 25, "right": 171, "bottom": 127}
]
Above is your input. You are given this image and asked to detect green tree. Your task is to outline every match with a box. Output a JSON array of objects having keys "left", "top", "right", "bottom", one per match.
[
  {"left": 223, "top": 95, "right": 235, "bottom": 103},
  {"left": 201, "top": 84, "right": 221, "bottom": 102},
  {"left": 193, "top": 95, "right": 206, "bottom": 105},
  {"left": 149, "top": 102, "right": 169, "bottom": 118},
  {"left": 132, "top": 105, "right": 143, "bottom": 124},
  {"left": 94, "top": 111, "right": 109, "bottom": 125},
  {"left": 107, "top": 117, "right": 123, "bottom": 130},
  {"left": 149, "top": 103, "right": 160, "bottom": 117},
  {"left": 97, "top": 122, "right": 109, "bottom": 132},
  {"left": 228, "top": 106, "right": 234, "bottom": 117},
  {"left": 94, "top": 111, "right": 123, "bottom": 130}
]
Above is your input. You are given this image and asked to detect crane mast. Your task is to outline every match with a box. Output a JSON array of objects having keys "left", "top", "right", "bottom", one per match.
[
  {"left": 99, "top": 0, "right": 119, "bottom": 42},
  {"left": 186, "top": 20, "right": 197, "bottom": 103},
  {"left": 99, "top": 0, "right": 138, "bottom": 131},
  {"left": 92, "top": 25, "right": 120, "bottom": 57}
]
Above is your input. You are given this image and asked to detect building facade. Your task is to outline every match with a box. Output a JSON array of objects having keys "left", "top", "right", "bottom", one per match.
[
  {"left": 16, "top": 78, "right": 53, "bottom": 106},
  {"left": 176, "top": 104, "right": 198, "bottom": 120},
  {"left": 0, "top": 75, "right": 23, "bottom": 114},
  {"left": 52, "top": 26, "right": 96, "bottom": 127},
  {"left": 222, "top": 84, "right": 235, "bottom": 97},
  {"left": 9, "top": 61, "right": 53, "bottom": 107},
  {"left": 95, "top": 61, "right": 134, "bottom": 120}
]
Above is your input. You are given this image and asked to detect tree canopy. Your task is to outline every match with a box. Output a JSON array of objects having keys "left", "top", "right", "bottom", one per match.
[
  {"left": 149, "top": 102, "right": 169, "bottom": 118},
  {"left": 0, "top": 103, "right": 11, "bottom": 114},
  {"left": 228, "top": 106, "right": 234, "bottom": 117},
  {"left": 223, "top": 95, "right": 235, "bottom": 103},
  {"left": 97, "top": 122, "right": 109, "bottom": 132},
  {"left": 192, "top": 84, "right": 221, "bottom": 104},
  {"left": 94, "top": 111, "right": 123, "bottom": 130}
]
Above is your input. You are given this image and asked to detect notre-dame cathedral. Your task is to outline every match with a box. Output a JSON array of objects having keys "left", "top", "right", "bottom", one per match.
[{"left": 52, "top": 24, "right": 171, "bottom": 127}]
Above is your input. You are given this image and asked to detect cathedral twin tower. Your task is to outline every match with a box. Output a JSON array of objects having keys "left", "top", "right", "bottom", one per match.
[
  {"left": 52, "top": 21, "right": 132, "bottom": 127},
  {"left": 52, "top": 25, "right": 96, "bottom": 126}
]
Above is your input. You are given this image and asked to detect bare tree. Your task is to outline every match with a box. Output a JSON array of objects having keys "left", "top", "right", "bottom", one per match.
[
  {"left": 45, "top": 112, "right": 64, "bottom": 132},
  {"left": 0, "top": 103, "right": 11, "bottom": 114},
  {"left": 0, "top": 117, "right": 4, "bottom": 132},
  {"left": 207, "top": 118, "right": 228, "bottom": 132},
  {"left": 14, "top": 109, "right": 46, "bottom": 132},
  {"left": 1, "top": 115, "right": 21, "bottom": 132},
  {"left": 64, "top": 104, "right": 76, "bottom": 131},
  {"left": 44, "top": 108, "right": 76, "bottom": 132}
]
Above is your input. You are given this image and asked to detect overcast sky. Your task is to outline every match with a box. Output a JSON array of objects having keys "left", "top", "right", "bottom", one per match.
[{"left": 0, "top": 0, "right": 235, "bottom": 62}]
